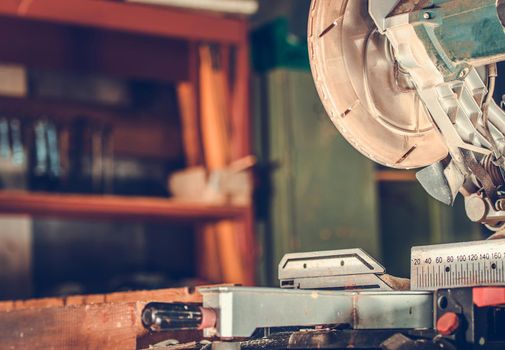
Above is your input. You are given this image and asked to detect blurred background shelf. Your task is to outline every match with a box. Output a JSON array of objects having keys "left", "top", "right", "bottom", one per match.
[
  {"left": 0, "top": 0, "right": 255, "bottom": 299},
  {"left": 0, "top": 96, "right": 169, "bottom": 123},
  {"left": 0, "top": 191, "right": 248, "bottom": 222},
  {"left": 0, "top": 95, "right": 182, "bottom": 160}
]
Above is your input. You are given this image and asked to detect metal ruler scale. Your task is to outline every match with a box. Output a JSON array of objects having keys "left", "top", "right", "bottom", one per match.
[{"left": 411, "top": 239, "right": 505, "bottom": 290}]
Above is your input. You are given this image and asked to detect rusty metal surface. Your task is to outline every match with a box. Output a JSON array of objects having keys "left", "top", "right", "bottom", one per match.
[
  {"left": 157, "top": 329, "right": 441, "bottom": 350},
  {"left": 411, "top": 0, "right": 505, "bottom": 74},
  {"left": 287, "top": 329, "right": 399, "bottom": 349}
]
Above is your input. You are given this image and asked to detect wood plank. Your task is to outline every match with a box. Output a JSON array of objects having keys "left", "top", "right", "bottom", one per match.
[
  {"left": 199, "top": 45, "right": 230, "bottom": 169},
  {"left": 0, "top": 287, "right": 202, "bottom": 350},
  {"left": 0, "top": 191, "right": 247, "bottom": 222},
  {"left": 229, "top": 42, "right": 255, "bottom": 285},
  {"left": 219, "top": 43, "right": 255, "bottom": 285},
  {"left": 0, "top": 287, "right": 200, "bottom": 312},
  {"left": 126, "top": 0, "right": 258, "bottom": 15},
  {"left": 198, "top": 45, "right": 226, "bottom": 283},
  {"left": 0, "top": 0, "right": 248, "bottom": 44},
  {"left": 177, "top": 82, "right": 202, "bottom": 167},
  {"left": 0, "top": 302, "right": 143, "bottom": 349},
  {"left": 0, "top": 96, "right": 176, "bottom": 125},
  {"left": 199, "top": 45, "right": 245, "bottom": 284},
  {"left": 175, "top": 44, "right": 213, "bottom": 283},
  {"left": 104, "top": 287, "right": 200, "bottom": 304},
  {"left": 0, "top": 16, "right": 190, "bottom": 82},
  {"left": 230, "top": 42, "right": 251, "bottom": 160}
]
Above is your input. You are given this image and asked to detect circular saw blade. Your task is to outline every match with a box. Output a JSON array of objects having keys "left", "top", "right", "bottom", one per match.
[{"left": 308, "top": 0, "right": 448, "bottom": 169}]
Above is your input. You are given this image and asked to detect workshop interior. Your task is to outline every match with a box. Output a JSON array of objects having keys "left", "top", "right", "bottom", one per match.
[{"left": 2, "top": 0, "right": 505, "bottom": 349}]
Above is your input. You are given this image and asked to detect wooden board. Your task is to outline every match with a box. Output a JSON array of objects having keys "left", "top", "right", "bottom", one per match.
[
  {"left": 177, "top": 82, "right": 202, "bottom": 167},
  {"left": 0, "top": 302, "right": 146, "bottom": 349},
  {"left": 199, "top": 45, "right": 246, "bottom": 284},
  {"left": 0, "top": 287, "right": 202, "bottom": 350},
  {"left": 0, "top": 0, "right": 248, "bottom": 44},
  {"left": 0, "top": 96, "right": 177, "bottom": 125},
  {"left": 0, "top": 287, "right": 201, "bottom": 312},
  {"left": 0, "top": 17, "right": 190, "bottom": 83},
  {"left": 0, "top": 191, "right": 247, "bottom": 222}
]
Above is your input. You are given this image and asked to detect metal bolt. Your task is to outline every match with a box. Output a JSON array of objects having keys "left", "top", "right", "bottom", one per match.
[
  {"left": 423, "top": 12, "right": 432, "bottom": 19},
  {"left": 459, "top": 67, "right": 470, "bottom": 79},
  {"left": 496, "top": 198, "right": 505, "bottom": 211},
  {"left": 141, "top": 308, "right": 154, "bottom": 326},
  {"left": 465, "top": 195, "right": 488, "bottom": 222}
]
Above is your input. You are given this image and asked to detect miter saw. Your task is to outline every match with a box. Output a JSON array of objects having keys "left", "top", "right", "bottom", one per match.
[
  {"left": 311, "top": 0, "right": 505, "bottom": 232},
  {"left": 142, "top": 1, "right": 505, "bottom": 349}
]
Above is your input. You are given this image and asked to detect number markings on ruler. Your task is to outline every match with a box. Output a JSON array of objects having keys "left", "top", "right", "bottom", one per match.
[{"left": 411, "top": 240, "right": 505, "bottom": 290}]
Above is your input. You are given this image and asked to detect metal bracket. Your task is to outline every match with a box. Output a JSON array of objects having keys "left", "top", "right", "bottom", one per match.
[
  {"left": 200, "top": 286, "right": 433, "bottom": 338},
  {"left": 369, "top": 0, "right": 401, "bottom": 32},
  {"left": 278, "top": 249, "right": 393, "bottom": 291}
]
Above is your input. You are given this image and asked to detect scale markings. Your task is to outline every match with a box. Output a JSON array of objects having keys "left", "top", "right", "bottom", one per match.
[{"left": 411, "top": 240, "right": 505, "bottom": 290}]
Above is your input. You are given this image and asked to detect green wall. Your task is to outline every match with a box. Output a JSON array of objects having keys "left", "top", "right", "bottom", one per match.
[{"left": 254, "top": 69, "right": 380, "bottom": 285}]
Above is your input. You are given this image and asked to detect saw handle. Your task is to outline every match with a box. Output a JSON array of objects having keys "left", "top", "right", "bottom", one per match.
[{"left": 142, "top": 302, "right": 216, "bottom": 332}]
